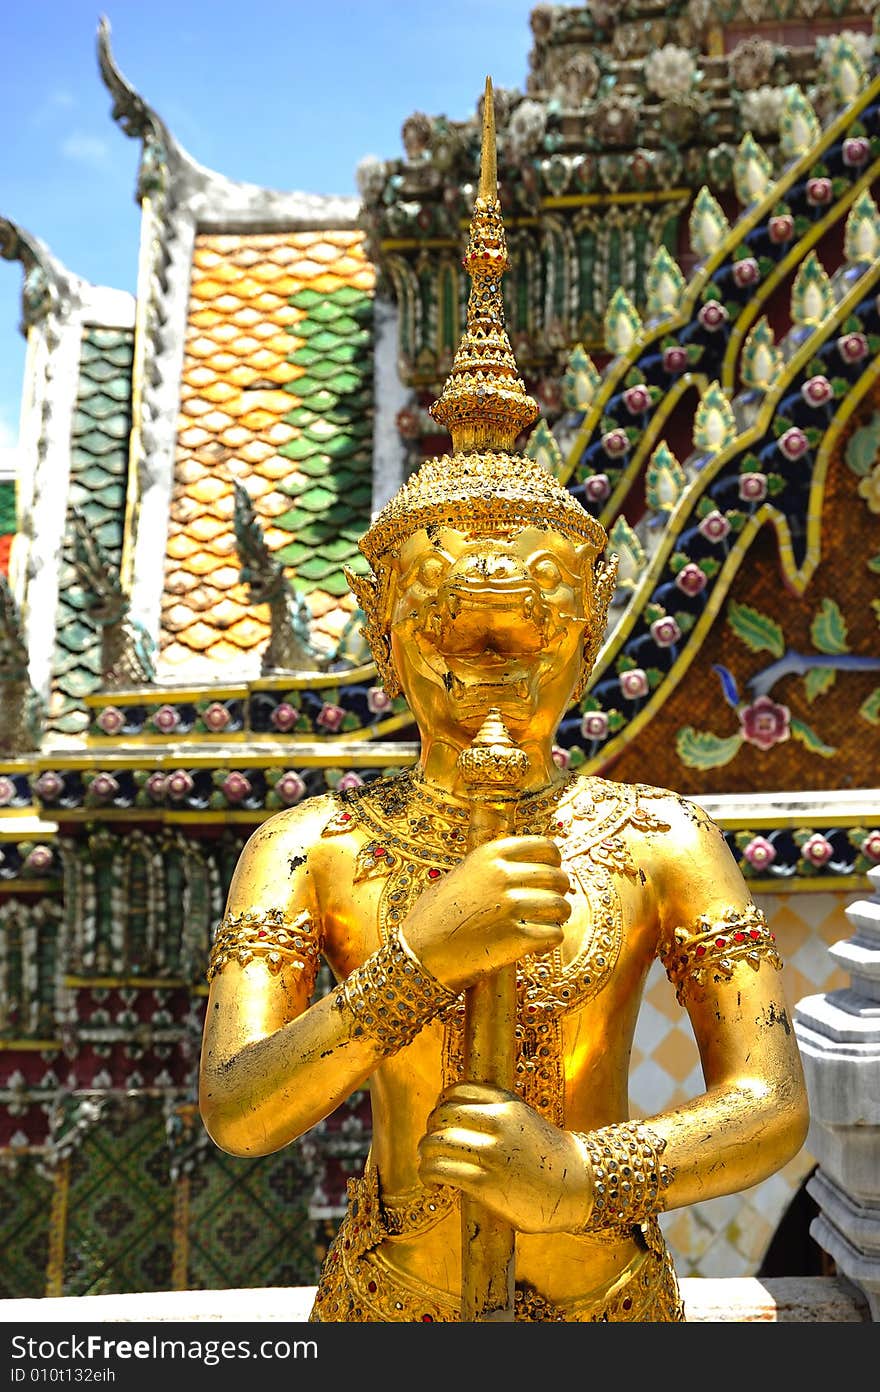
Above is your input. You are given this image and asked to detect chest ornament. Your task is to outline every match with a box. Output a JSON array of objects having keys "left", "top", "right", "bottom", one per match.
[{"left": 325, "top": 771, "right": 678, "bottom": 1124}]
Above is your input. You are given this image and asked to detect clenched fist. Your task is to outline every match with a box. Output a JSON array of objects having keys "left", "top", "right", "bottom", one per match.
[
  {"left": 400, "top": 836, "right": 572, "bottom": 994},
  {"left": 418, "top": 1081, "right": 594, "bottom": 1234}
]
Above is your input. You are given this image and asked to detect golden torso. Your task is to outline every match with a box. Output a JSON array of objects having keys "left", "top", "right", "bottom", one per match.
[{"left": 307, "top": 769, "right": 678, "bottom": 1305}]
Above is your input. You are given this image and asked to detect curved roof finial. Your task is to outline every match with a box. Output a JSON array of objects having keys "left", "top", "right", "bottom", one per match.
[
  {"left": 0, "top": 217, "right": 81, "bottom": 332},
  {"left": 97, "top": 15, "right": 162, "bottom": 141}
]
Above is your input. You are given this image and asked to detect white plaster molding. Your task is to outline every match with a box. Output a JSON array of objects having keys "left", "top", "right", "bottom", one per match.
[
  {"left": 79, "top": 285, "right": 135, "bottom": 327},
  {"left": 794, "top": 866, "right": 880, "bottom": 1319},
  {"left": 126, "top": 196, "right": 196, "bottom": 641},
  {"left": 7, "top": 329, "right": 42, "bottom": 604},
  {"left": 0, "top": 217, "right": 136, "bottom": 701},
  {"left": 0, "top": 1277, "right": 868, "bottom": 1323},
  {"left": 695, "top": 788, "right": 880, "bottom": 824},
  {"left": 371, "top": 295, "right": 410, "bottom": 515}
]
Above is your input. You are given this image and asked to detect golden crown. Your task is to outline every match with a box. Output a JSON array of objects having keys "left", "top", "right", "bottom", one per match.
[{"left": 357, "top": 77, "right": 608, "bottom": 571}]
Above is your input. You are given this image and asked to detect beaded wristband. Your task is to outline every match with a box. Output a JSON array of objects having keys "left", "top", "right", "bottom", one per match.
[
  {"left": 206, "top": 907, "right": 321, "bottom": 984},
  {"left": 336, "top": 931, "right": 459, "bottom": 1055},
  {"left": 571, "top": 1122, "right": 673, "bottom": 1234}
]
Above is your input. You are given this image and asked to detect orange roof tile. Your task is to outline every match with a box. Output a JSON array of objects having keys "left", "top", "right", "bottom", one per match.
[{"left": 160, "top": 229, "right": 375, "bottom": 678}]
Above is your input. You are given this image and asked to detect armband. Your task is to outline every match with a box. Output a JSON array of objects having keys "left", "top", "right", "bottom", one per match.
[
  {"left": 571, "top": 1122, "right": 673, "bottom": 1234},
  {"left": 661, "top": 903, "right": 782, "bottom": 1005},
  {"left": 336, "top": 931, "right": 458, "bottom": 1055},
  {"left": 206, "top": 907, "right": 321, "bottom": 985}
]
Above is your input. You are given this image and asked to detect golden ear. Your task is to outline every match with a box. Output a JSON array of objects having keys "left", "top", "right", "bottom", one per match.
[
  {"left": 344, "top": 566, "right": 377, "bottom": 615},
  {"left": 342, "top": 564, "right": 402, "bottom": 697},
  {"left": 573, "top": 550, "right": 619, "bottom": 701},
  {"left": 594, "top": 552, "right": 619, "bottom": 619}
]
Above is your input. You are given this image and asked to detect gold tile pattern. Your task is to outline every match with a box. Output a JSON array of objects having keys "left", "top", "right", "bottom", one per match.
[{"left": 163, "top": 232, "right": 375, "bottom": 673}]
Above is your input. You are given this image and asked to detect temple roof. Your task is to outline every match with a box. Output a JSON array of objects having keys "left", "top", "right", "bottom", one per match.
[{"left": 164, "top": 230, "right": 375, "bottom": 677}]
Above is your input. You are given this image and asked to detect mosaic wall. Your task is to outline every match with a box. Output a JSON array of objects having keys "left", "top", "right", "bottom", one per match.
[{"left": 0, "top": 1098, "right": 324, "bottom": 1298}]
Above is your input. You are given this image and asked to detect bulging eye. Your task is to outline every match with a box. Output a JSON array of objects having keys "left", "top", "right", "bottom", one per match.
[
  {"left": 531, "top": 555, "right": 562, "bottom": 588},
  {"left": 418, "top": 554, "right": 448, "bottom": 587}
]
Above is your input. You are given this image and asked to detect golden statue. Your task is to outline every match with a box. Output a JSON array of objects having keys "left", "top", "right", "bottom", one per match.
[{"left": 199, "top": 81, "right": 809, "bottom": 1323}]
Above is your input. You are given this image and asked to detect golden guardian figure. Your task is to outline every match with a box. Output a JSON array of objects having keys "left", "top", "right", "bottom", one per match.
[{"left": 199, "top": 80, "right": 809, "bottom": 1323}]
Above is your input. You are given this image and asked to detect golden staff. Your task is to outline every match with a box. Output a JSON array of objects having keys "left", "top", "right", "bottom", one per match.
[{"left": 456, "top": 708, "right": 529, "bottom": 1322}]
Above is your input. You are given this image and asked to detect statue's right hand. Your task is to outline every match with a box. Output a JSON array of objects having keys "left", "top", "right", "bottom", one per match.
[{"left": 400, "top": 835, "right": 571, "bottom": 993}]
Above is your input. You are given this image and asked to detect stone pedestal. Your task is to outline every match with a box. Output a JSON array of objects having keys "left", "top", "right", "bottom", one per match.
[{"left": 794, "top": 865, "right": 880, "bottom": 1320}]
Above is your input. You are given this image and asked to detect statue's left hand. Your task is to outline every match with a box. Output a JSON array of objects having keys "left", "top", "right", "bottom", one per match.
[{"left": 417, "top": 1081, "right": 593, "bottom": 1234}]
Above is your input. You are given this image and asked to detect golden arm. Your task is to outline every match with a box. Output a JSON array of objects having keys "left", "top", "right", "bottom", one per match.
[
  {"left": 567, "top": 798, "right": 811, "bottom": 1230},
  {"left": 198, "top": 805, "right": 389, "bottom": 1157}
]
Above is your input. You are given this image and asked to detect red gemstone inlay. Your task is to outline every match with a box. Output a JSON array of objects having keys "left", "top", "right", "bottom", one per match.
[
  {"left": 749, "top": 929, "right": 761, "bottom": 939},
  {"left": 622, "top": 1297, "right": 632, "bottom": 1310},
  {"left": 428, "top": 868, "right": 441, "bottom": 879},
  {"left": 733, "top": 931, "right": 746, "bottom": 942},
  {"left": 340, "top": 813, "right": 351, "bottom": 821},
  {"left": 421, "top": 1313, "right": 434, "bottom": 1322},
  {"left": 695, "top": 945, "right": 706, "bottom": 957},
  {"left": 715, "top": 937, "right": 726, "bottom": 948},
  {"left": 368, "top": 1280, "right": 377, "bottom": 1293},
  {"left": 257, "top": 930, "right": 267, "bottom": 938}
]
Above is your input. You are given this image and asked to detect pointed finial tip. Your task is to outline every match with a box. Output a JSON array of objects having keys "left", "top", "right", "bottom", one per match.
[{"left": 479, "top": 75, "right": 497, "bottom": 202}]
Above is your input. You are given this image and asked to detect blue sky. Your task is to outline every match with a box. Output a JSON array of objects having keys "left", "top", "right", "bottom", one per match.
[{"left": 0, "top": 0, "right": 538, "bottom": 454}]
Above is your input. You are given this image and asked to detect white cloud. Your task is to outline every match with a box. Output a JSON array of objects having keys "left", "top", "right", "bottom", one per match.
[
  {"left": 29, "top": 88, "right": 76, "bottom": 129},
  {"left": 60, "top": 132, "right": 111, "bottom": 168}
]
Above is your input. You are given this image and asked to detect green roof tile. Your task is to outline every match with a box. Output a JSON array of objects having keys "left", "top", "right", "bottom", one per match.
[
  {"left": 262, "top": 281, "right": 376, "bottom": 605},
  {"left": 78, "top": 374, "right": 131, "bottom": 403},
  {"left": 325, "top": 285, "right": 368, "bottom": 308},
  {"left": 289, "top": 288, "right": 324, "bottom": 311},
  {"left": 288, "top": 344, "right": 322, "bottom": 368},
  {"left": 278, "top": 436, "right": 319, "bottom": 463},
  {"left": 295, "top": 554, "right": 340, "bottom": 581},
  {"left": 297, "top": 484, "right": 342, "bottom": 512},
  {"left": 50, "top": 326, "right": 133, "bottom": 732},
  {"left": 0, "top": 480, "right": 15, "bottom": 535}
]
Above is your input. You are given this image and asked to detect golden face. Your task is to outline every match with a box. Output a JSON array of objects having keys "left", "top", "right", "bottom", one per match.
[{"left": 387, "top": 524, "right": 595, "bottom": 747}]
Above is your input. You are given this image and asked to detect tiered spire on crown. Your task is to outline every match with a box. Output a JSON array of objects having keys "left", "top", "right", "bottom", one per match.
[
  {"left": 428, "top": 77, "right": 540, "bottom": 453},
  {"left": 356, "top": 76, "right": 607, "bottom": 571}
]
